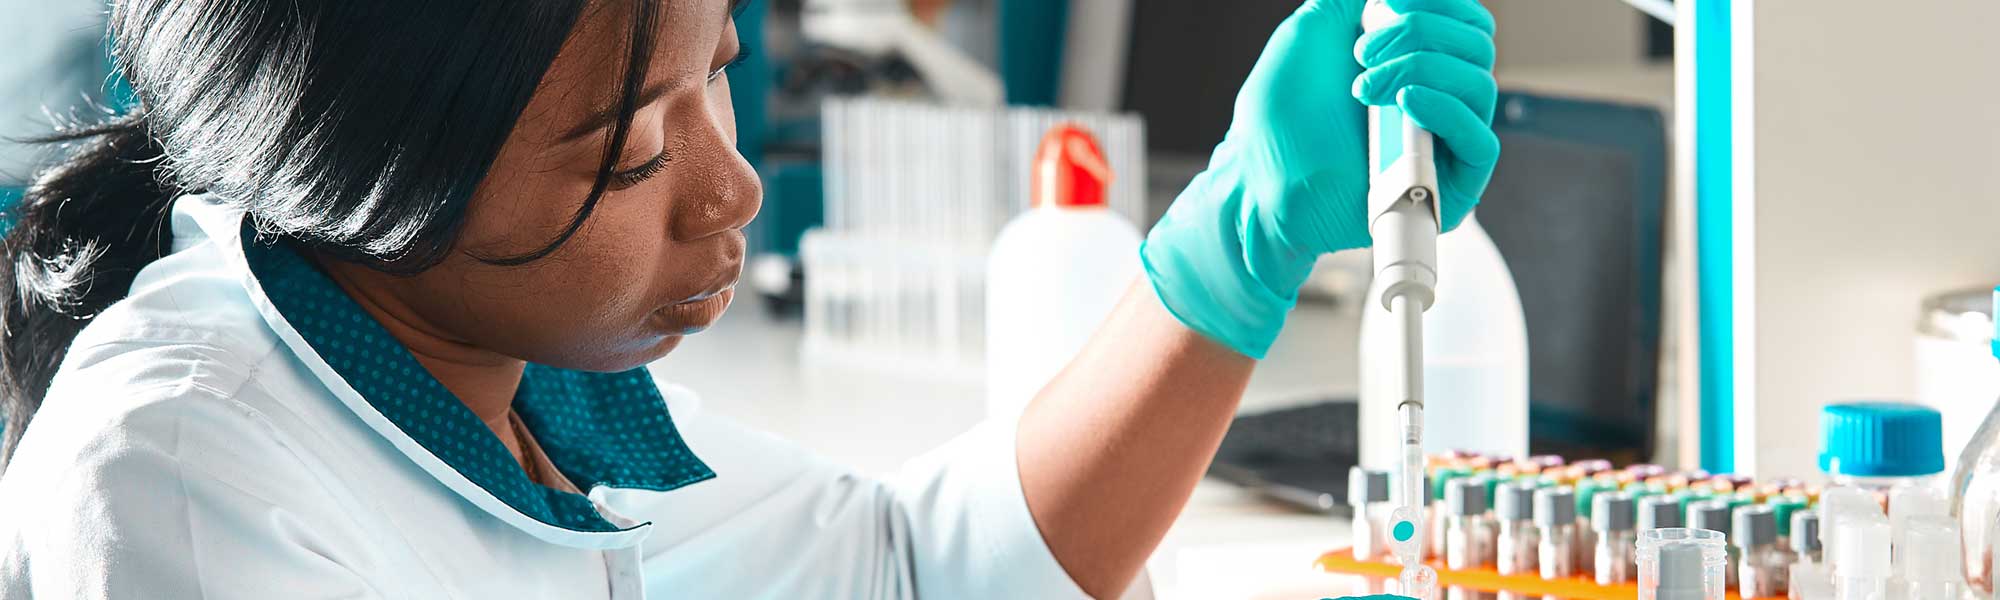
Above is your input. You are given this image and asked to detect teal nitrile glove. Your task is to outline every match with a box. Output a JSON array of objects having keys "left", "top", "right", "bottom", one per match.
[{"left": 1140, "top": 0, "right": 1500, "bottom": 358}]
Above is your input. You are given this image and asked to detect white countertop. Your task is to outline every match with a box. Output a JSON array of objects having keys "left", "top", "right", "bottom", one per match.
[{"left": 648, "top": 300, "right": 1370, "bottom": 599}]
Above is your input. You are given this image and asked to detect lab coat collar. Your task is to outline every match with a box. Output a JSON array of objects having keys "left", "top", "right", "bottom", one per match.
[{"left": 175, "top": 194, "right": 714, "bottom": 550}]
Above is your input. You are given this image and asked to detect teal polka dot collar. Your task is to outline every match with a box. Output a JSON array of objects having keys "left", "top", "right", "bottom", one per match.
[{"left": 241, "top": 227, "right": 715, "bottom": 533}]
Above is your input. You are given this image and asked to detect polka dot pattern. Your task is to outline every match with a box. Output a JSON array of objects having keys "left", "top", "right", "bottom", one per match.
[{"left": 241, "top": 229, "right": 715, "bottom": 533}]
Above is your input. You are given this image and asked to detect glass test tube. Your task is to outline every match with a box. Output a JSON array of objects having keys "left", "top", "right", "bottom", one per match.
[
  {"left": 1351, "top": 467, "right": 1392, "bottom": 561},
  {"left": 1734, "top": 504, "right": 1793, "bottom": 598},
  {"left": 1494, "top": 482, "right": 1539, "bottom": 576},
  {"left": 1431, "top": 467, "right": 1470, "bottom": 561},
  {"left": 1576, "top": 478, "right": 1612, "bottom": 574},
  {"left": 1688, "top": 500, "right": 1737, "bottom": 589},
  {"left": 1594, "top": 493, "right": 1637, "bottom": 585},
  {"left": 1533, "top": 486, "right": 1577, "bottom": 580},
  {"left": 1638, "top": 528, "right": 1727, "bottom": 600}
]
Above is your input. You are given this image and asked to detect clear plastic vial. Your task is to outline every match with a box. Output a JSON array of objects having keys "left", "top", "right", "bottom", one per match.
[
  {"left": 1892, "top": 515, "right": 1964, "bottom": 599},
  {"left": 1446, "top": 478, "right": 1497, "bottom": 571},
  {"left": 1533, "top": 486, "right": 1577, "bottom": 580},
  {"left": 1790, "top": 512, "right": 1830, "bottom": 600},
  {"left": 1638, "top": 528, "right": 1727, "bottom": 600},
  {"left": 1494, "top": 482, "right": 1540, "bottom": 576},
  {"left": 1688, "top": 499, "right": 1737, "bottom": 589},
  {"left": 1831, "top": 519, "right": 1891, "bottom": 600},
  {"left": 1351, "top": 467, "right": 1392, "bottom": 561},
  {"left": 1593, "top": 493, "right": 1637, "bottom": 585},
  {"left": 1734, "top": 504, "right": 1794, "bottom": 598}
]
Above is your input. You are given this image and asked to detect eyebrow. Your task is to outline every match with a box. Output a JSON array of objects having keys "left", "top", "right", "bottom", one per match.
[{"left": 553, "top": 0, "right": 748, "bottom": 145}]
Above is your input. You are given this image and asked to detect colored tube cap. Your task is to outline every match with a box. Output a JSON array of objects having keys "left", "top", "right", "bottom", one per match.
[
  {"left": 1349, "top": 467, "right": 1390, "bottom": 506},
  {"left": 1732, "top": 505, "right": 1778, "bottom": 548},
  {"left": 1534, "top": 486, "right": 1577, "bottom": 528},
  {"left": 1818, "top": 402, "right": 1945, "bottom": 477},
  {"left": 1496, "top": 482, "right": 1536, "bottom": 521},
  {"left": 1992, "top": 285, "right": 2000, "bottom": 358},
  {"left": 1593, "top": 493, "right": 1636, "bottom": 532},
  {"left": 1687, "top": 500, "right": 1732, "bottom": 536},
  {"left": 1638, "top": 495, "right": 1683, "bottom": 531},
  {"left": 1791, "top": 512, "right": 1821, "bottom": 554},
  {"left": 1447, "top": 478, "right": 1489, "bottom": 516}
]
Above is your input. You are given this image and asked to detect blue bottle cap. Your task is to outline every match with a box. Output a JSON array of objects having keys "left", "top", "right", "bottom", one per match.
[{"left": 1818, "top": 402, "right": 1944, "bottom": 477}]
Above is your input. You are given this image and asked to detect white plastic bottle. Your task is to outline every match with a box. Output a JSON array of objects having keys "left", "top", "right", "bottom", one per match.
[
  {"left": 985, "top": 124, "right": 1141, "bottom": 419},
  {"left": 1359, "top": 215, "right": 1529, "bottom": 468}
]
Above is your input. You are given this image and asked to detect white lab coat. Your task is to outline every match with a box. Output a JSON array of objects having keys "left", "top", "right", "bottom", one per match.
[{"left": 0, "top": 193, "right": 1089, "bottom": 600}]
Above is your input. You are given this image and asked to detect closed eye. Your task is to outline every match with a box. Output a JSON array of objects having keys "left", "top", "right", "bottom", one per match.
[{"left": 610, "top": 151, "right": 671, "bottom": 189}]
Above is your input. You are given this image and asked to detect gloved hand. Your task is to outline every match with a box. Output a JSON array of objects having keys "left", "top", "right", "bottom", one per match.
[{"left": 1140, "top": 0, "right": 1499, "bottom": 358}]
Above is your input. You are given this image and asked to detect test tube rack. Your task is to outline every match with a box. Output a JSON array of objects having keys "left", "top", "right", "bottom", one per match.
[{"left": 1313, "top": 548, "right": 1769, "bottom": 600}]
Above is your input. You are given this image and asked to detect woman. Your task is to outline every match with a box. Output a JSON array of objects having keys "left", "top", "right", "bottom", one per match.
[{"left": 0, "top": 0, "right": 1497, "bottom": 597}]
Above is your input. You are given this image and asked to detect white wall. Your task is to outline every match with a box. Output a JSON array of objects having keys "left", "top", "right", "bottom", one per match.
[
  {"left": 1488, "top": 0, "right": 1648, "bottom": 70},
  {"left": 1737, "top": 0, "right": 2000, "bottom": 477}
]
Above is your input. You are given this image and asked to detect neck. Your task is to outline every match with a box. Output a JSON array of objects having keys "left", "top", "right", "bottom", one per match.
[{"left": 314, "top": 258, "right": 526, "bottom": 428}]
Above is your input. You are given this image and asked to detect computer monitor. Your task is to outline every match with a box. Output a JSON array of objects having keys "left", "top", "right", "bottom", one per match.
[{"left": 1479, "top": 91, "right": 1667, "bottom": 462}]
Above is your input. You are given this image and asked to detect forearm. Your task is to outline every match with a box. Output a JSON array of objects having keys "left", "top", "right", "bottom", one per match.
[{"left": 1015, "top": 278, "right": 1256, "bottom": 598}]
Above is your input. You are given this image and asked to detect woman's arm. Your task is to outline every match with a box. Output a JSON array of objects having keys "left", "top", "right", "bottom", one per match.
[
  {"left": 1014, "top": 0, "right": 1501, "bottom": 595},
  {"left": 1015, "top": 280, "right": 1252, "bottom": 597}
]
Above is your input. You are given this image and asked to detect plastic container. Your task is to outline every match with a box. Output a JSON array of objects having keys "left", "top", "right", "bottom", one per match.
[
  {"left": 1359, "top": 215, "right": 1530, "bottom": 466},
  {"left": 1637, "top": 528, "right": 1727, "bottom": 600},
  {"left": 1914, "top": 286, "right": 1999, "bottom": 477},
  {"left": 1830, "top": 519, "right": 1890, "bottom": 600},
  {"left": 984, "top": 124, "right": 1141, "bottom": 419},
  {"left": 1950, "top": 286, "right": 2000, "bottom": 598},
  {"left": 1892, "top": 515, "right": 1964, "bottom": 599}
]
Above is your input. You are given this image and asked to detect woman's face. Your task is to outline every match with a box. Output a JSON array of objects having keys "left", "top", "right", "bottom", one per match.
[{"left": 327, "top": 0, "right": 760, "bottom": 372}]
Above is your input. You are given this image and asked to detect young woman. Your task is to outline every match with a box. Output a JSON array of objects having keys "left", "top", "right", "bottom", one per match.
[{"left": 0, "top": 0, "right": 1497, "bottom": 597}]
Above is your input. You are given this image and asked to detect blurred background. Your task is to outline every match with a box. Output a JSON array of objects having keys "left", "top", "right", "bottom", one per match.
[{"left": 7, "top": 0, "right": 2000, "bottom": 597}]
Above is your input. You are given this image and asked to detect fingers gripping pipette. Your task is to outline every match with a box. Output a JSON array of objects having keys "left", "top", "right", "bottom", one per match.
[{"left": 1362, "top": 1, "right": 1442, "bottom": 598}]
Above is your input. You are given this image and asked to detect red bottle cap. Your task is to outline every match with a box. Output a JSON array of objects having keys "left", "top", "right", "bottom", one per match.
[{"left": 1030, "top": 124, "right": 1112, "bottom": 209}]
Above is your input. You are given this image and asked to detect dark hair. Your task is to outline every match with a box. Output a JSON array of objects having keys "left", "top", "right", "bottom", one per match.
[{"left": 0, "top": 0, "right": 669, "bottom": 463}]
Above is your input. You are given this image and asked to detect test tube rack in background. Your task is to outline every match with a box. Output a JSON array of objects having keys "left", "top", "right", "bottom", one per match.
[
  {"left": 1319, "top": 453, "right": 1982, "bottom": 600},
  {"left": 802, "top": 98, "right": 1146, "bottom": 378}
]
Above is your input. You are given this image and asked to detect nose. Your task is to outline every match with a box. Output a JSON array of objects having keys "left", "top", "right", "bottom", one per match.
[{"left": 669, "top": 111, "right": 762, "bottom": 242}]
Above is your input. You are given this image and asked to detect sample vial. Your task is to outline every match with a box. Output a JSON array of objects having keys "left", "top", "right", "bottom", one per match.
[
  {"left": 1687, "top": 500, "right": 1737, "bottom": 588},
  {"left": 1831, "top": 519, "right": 1890, "bottom": 600},
  {"left": 1893, "top": 516, "right": 1963, "bottom": 599},
  {"left": 1816, "top": 485, "right": 1882, "bottom": 581},
  {"left": 1575, "top": 477, "right": 1613, "bottom": 574},
  {"left": 1445, "top": 478, "right": 1497, "bottom": 571},
  {"left": 1734, "top": 504, "right": 1793, "bottom": 598},
  {"left": 1818, "top": 402, "right": 1945, "bottom": 493},
  {"left": 1431, "top": 467, "right": 1471, "bottom": 561},
  {"left": 1639, "top": 495, "right": 1684, "bottom": 531},
  {"left": 1789, "top": 511, "right": 1831, "bottom": 600},
  {"left": 1351, "top": 467, "right": 1392, "bottom": 561},
  {"left": 1533, "top": 486, "right": 1577, "bottom": 580},
  {"left": 1494, "top": 482, "right": 1540, "bottom": 576},
  {"left": 1638, "top": 528, "right": 1727, "bottom": 600},
  {"left": 1593, "top": 493, "right": 1637, "bottom": 585}
]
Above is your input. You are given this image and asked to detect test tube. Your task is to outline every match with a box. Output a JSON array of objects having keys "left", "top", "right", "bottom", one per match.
[
  {"left": 1576, "top": 478, "right": 1612, "bottom": 574},
  {"left": 1734, "top": 504, "right": 1792, "bottom": 598},
  {"left": 1789, "top": 512, "right": 1829, "bottom": 600},
  {"left": 1533, "top": 486, "right": 1578, "bottom": 580},
  {"left": 1445, "top": 478, "right": 1497, "bottom": 571},
  {"left": 1638, "top": 528, "right": 1728, "bottom": 600},
  {"left": 1831, "top": 519, "right": 1890, "bottom": 600},
  {"left": 1431, "top": 467, "right": 1470, "bottom": 561},
  {"left": 1351, "top": 467, "right": 1392, "bottom": 561},
  {"left": 1639, "top": 495, "right": 1684, "bottom": 532},
  {"left": 1494, "top": 482, "right": 1539, "bottom": 576},
  {"left": 1687, "top": 500, "right": 1737, "bottom": 588},
  {"left": 1895, "top": 516, "right": 1964, "bottom": 599},
  {"left": 1593, "top": 493, "right": 1637, "bottom": 585}
]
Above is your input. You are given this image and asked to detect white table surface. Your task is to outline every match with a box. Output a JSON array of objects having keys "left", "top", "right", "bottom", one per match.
[{"left": 648, "top": 300, "right": 1370, "bottom": 599}]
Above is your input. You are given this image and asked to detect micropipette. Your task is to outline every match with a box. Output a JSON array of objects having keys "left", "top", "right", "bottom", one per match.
[{"left": 1362, "top": 1, "right": 1444, "bottom": 598}]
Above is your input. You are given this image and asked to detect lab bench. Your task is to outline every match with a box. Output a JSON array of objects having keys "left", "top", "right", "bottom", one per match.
[{"left": 649, "top": 300, "right": 1367, "bottom": 599}]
